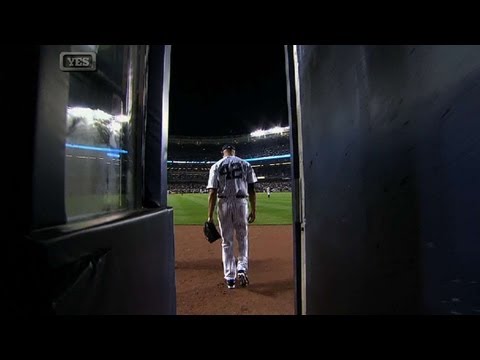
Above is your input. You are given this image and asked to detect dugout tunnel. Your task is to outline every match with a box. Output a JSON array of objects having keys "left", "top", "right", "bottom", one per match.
[
  {"left": 5, "top": 45, "right": 176, "bottom": 314},
  {"left": 287, "top": 45, "right": 480, "bottom": 315},
  {"left": 4, "top": 45, "right": 480, "bottom": 315}
]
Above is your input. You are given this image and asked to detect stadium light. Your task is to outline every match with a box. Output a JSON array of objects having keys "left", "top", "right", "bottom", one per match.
[
  {"left": 111, "top": 121, "right": 122, "bottom": 132},
  {"left": 115, "top": 114, "right": 131, "bottom": 123},
  {"left": 251, "top": 129, "right": 267, "bottom": 137},
  {"left": 68, "top": 107, "right": 112, "bottom": 121},
  {"left": 67, "top": 107, "right": 131, "bottom": 124},
  {"left": 250, "top": 126, "right": 289, "bottom": 138}
]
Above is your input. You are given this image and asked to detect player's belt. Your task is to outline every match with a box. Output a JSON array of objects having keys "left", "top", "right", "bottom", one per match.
[{"left": 218, "top": 195, "right": 248, "bottom": 199}]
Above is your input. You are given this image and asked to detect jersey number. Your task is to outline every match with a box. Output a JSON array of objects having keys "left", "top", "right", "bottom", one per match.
[{"left": 219, "top": 163, "right": 243, "bottom": 180}]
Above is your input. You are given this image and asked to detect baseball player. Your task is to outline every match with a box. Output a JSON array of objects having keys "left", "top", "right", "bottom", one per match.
[
  {"left": 267, "top": 186, "right": 271, "bottom": 199},
  {"left": 207, "top": 144, "right": 257, "bottom": 289}
]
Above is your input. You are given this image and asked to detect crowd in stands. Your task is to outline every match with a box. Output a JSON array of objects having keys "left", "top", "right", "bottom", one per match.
[
  {"left": 168, "top": 183, "right": 206, "bottom": 194},
  {"left": 239, "top": 140, "right": 289, "bottom": 159},
  {"left": 168, "top": 180, "right": 291, "bottom": 194},
  {"left": 168, "top": 134, "right": 290, "bottom": 162},
  {"left": 167, "top": 132, "right": 292, "bottom": 194},
  {"left": 168, "top": 171, "right": 208, "bottom": 182},
  {"left": 253, "top": 163, "right": 290, "bottom": 179},
  {"left": 255, "top": 181, "right": 291, "bottom": 193}
]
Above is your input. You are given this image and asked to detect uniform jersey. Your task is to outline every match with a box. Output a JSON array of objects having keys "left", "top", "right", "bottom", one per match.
[{"left": 207, "top": 155, "right": 257, "bottom": 197}]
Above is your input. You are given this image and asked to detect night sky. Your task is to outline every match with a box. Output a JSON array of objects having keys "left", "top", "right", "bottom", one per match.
[{"left": 169, "top": 45, "right": 288, "bottom": 137}]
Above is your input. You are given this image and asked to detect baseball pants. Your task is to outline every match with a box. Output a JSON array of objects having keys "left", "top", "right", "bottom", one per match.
[{"left": 217, "top": 197, "right": 249, "bottom": 281}]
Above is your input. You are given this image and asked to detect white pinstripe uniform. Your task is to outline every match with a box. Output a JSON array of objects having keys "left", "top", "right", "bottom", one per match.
[{"left": 207, "top": 155, "right": 257, "bottom": 282}]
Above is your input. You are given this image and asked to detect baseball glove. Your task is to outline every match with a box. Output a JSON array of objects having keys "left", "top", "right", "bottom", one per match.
[{"left": 204, "top": 221, "right": 221, "bottom": 243}]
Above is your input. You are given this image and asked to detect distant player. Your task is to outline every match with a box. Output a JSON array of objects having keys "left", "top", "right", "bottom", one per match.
[
  {"left": 206, "top": 144, "right": 257, "bottom": 289},
  {"left": 266, "top": 186, "right": 271, "bottom": 199}
]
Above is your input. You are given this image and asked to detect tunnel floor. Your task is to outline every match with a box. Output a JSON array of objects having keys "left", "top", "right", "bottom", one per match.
[{"left": 174, "top": 225, "right": 294, "bottom": 315}]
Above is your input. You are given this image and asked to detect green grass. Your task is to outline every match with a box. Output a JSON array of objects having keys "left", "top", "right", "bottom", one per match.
[{"left": 168, "top": 192, "right": 292, "bottom": 225}]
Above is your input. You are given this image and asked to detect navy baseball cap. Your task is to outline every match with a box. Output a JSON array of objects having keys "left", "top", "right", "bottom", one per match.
[{"left": 222, "top": 144, "right": 235, "bottom": 151}]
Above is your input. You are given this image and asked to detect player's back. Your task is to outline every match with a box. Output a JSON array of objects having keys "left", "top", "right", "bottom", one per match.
[{"left": 208, "top": 155, "right": 256, "bottom": 198}]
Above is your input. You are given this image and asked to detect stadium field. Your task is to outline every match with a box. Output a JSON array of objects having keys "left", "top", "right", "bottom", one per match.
[{"left": 168, "top": 192, "right": 292, "bottom": 225}]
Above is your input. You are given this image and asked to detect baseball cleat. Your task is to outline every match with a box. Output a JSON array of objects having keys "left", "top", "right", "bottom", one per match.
[
  {"left": 237, "top": 271, "right": 249, "bottom": 287},
  {"left": 226, "top": 279, "right": 235, "bottom": 289}
]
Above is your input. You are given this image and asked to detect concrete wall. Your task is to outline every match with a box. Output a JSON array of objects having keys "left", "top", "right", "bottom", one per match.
[{"left": 296, "top": 45, "right": 480, "bottom": 314}]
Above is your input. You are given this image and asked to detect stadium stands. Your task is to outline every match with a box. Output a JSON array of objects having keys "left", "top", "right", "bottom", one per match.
[{"left": 168, "top": 130, "right": 292, "bottom": 193}]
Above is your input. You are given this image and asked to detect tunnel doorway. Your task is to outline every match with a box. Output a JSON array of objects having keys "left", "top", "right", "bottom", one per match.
[{"left": 167, "top": 44, "right": 298, "bottom": 315}]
